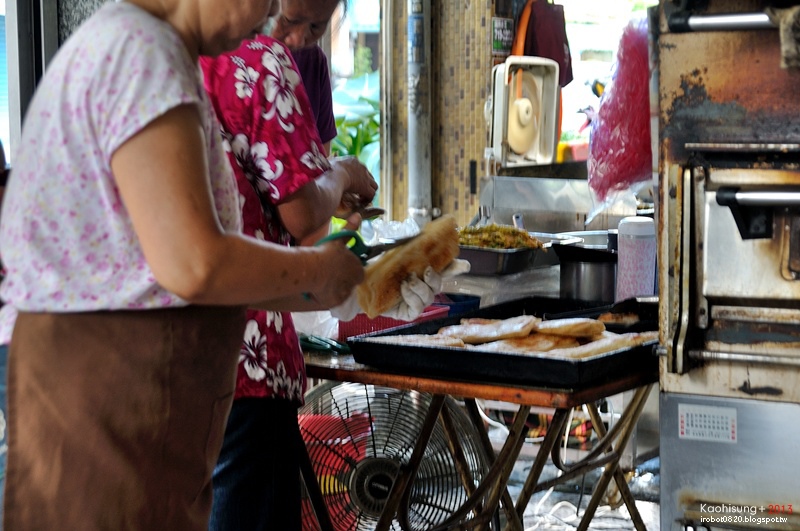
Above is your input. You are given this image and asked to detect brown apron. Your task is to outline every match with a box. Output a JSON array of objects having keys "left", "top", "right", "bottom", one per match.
[{"left": 3, "top": 305, "right": 246, "bottom": 531}]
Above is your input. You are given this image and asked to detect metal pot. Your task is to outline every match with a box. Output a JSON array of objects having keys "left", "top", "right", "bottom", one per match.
[{"left": 552, "top": 231, "right": 618, "bottom": 303}]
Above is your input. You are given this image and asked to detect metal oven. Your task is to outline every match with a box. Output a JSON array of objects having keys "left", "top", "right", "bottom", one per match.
[{"left": 655, "top": 0, "right": 800, "bottom": 529}]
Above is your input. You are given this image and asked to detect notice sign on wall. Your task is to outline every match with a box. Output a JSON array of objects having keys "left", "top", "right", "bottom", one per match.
[{"left": 492, "top": 17, "right": 514, "bottom": 56}]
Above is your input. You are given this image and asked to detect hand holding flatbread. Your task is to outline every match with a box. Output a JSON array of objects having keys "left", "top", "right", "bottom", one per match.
[{"left": 357, "top": 215, "right": 461, "bottom": 318}]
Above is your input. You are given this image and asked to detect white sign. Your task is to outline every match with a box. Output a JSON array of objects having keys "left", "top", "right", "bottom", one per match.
[{"left": 678, "top": 403, "right": 737, "bottom": 443}]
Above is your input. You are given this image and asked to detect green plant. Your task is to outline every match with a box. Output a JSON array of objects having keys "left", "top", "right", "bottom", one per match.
[
  {"left": 354, "top": 45, "right": 373, "bottom": 78},
  {"left": 330, "top": 97, "right": 380, "bottom": 161},
  {"left": 331, "top": 71, "right": 381, "bottom": 201}
]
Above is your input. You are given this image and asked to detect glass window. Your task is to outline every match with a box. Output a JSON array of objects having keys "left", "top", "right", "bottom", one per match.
[
  {"left": 559, "top": 0, "right": 657, "bottom": 159},
  {"left": 328, "top": 0, "right": 382, "bottom": 205}
]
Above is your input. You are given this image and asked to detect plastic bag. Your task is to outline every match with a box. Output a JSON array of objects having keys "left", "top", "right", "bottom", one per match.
[
  {"left": 587, "top": 17, "right": 652, "bottom": 218},
  {"left": 292, "top": 310, "right": 339, "bottom": 340}
]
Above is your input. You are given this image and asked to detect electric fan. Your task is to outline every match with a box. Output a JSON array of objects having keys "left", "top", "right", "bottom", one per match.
[
  {"left": 299, "top": 381, "right": 491, "bottom": 531},
  {"left": 487, "top": 55, "right": 560, "bottom": 168}
]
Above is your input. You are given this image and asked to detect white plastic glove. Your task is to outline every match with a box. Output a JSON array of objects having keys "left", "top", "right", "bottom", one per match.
[
  {"left": 330, "top": 291, "right": 362, "bottom": 322},
  {"left": 382, "top": 259, "right": 470, "bottom": 321},
  {"left": 330, "top": 259, "right": 471, "bottom": 323},
  {"left": 380, "top": 266, "right": 442, "bottom": 321}
]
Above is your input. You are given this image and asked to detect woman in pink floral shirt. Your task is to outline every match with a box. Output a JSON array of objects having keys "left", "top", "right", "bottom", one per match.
[{"left": 200, "top": 35, "right": 377, "bottom": 530}]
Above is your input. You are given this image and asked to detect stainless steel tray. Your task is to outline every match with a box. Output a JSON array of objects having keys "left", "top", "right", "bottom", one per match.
[{"left": 460, "top": 232, "right": 582, "bottom": 275}]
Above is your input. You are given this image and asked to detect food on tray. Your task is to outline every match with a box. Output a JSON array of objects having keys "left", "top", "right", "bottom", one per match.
[
  {"left": 365, "top": 334, "right": 467, "bottom": 348},
  {"left": 459, "top": 318, "right": 501, "bottom": 325},
  {"left": 458, "top": 224, "right": 544, "bottom": 250},
  {"left": 437, "top": 315, "right": 541, "bottom": 344},
  {"left": 357, "top": 214, "right": 460, "bottom": 318},
  {"left": 533, "top": 317, "right": 606, "bottom": 338},
  {"left": 361, "top": 313, "right": 658, "bottom": 361},
  {"left": 533, "top": 331, "right": 659, "bottom": 359},
  {"left": 476, "top": 333, "right": 580, "bottom": 353},
  {"left": 597, "top": 312, "right": 641, "bottom": 326}
]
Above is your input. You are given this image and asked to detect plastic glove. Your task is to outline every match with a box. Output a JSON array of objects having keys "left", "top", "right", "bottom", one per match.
[
  {"left": 380, "top": 266, "right": 442, "bottom": 321},
  {"left": 330, "top": 259, "right": 470, "bottom": 323},
  {"left": 330, "top": 292, "right": 361, "bottom": 322},
  {"left": 330, "top": 267, "right": 440, "bottom": 322},
  {"left": 441, "top": 258, "right": 471, "bottom": 278}
]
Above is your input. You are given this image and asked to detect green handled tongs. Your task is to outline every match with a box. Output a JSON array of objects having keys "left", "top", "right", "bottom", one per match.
[{"left": 314, "top": 230, "right": 418, "bottom": 264}]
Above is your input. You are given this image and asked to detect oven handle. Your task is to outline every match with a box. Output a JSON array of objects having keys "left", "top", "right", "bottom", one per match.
[
  {"left": 717, "top": 188, "right": 800, "bottom": 208},
  {"left": 690, "top": 350, "right": 800, "bottom": 367},
  {"left": 668, "top": 11, "right": 775, "bottom": 33}
]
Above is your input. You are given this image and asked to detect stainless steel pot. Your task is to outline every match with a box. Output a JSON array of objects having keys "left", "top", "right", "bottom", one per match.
[{"left": 552, "top": 231, "right": 617, "bottom": 303}]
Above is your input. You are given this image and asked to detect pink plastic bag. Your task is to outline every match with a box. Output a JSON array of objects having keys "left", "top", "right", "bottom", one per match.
[{"left": 587, "top": 17, "right": 651, "bottom": 205}]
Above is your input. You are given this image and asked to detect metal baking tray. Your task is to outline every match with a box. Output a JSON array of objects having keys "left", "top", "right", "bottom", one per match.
[
  {"left": 348, "top": 296, "right": 659, "bottom": 389},
  {"left": 458, "top": 246, "right": 534, "bottom": 275},
  {"left": 460, "top": 232, "right": 582, "bottom": 275}
]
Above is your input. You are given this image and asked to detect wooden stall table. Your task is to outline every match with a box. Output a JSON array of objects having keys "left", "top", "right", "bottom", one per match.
[{"left": 303, "top": 351, "right": 656, "bottom": 531}]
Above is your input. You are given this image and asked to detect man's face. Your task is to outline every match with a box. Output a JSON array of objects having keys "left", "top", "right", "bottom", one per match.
[{"left": 270, "top": 0, "right": 340, "bottom": 50}]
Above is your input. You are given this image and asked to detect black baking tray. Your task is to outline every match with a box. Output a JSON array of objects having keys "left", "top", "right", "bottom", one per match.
[{"left": 348, "top": 296, "right": 659, "bottom": 389}]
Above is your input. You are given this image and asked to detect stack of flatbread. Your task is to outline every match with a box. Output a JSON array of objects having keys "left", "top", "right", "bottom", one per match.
[{"left": 369, "top": 315, "right": 658, "bottom": 360}]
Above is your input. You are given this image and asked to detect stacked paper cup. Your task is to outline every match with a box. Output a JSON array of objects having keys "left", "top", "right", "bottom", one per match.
[{"left": 615, "top": 216, "right": 656, "bottom": 302}]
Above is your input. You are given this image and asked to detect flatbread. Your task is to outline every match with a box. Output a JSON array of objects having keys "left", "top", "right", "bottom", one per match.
[
  {"left": 438, "top": 315, "right": 541, "bottom": 344},
  {"left": 357, "top": 215, "right": 460, "bottom": 318},
  {"left": 476, "top": 333, "right": 580, "bottom": 354},
  {"left": 597, "top": 312, "right": 640, "bottom": 326},
  {"left": 365, "top": 334, "right": 466, "bottom": 348},
  {"left": 537, "top": 331, "right": 659, "bottom": 359},
  {"left": 533, "top": 317, "right": 605, "bottom": 338},
  {"left": 459, "top": 318, "right": 501, "bottom": 325}
]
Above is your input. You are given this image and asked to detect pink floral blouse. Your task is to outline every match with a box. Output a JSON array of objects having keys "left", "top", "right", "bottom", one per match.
[{"left": 200, "top": 36, "right": 331, "bottom": 404}]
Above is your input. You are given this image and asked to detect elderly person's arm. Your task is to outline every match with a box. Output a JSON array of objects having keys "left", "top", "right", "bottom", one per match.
[{"left": 111, "top": 104, "right": 364, "bottom": 309}]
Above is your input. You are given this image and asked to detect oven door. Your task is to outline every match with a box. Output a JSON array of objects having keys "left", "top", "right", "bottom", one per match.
[{"left": 657, "top": 0, "right": 800, "bottom": 382}]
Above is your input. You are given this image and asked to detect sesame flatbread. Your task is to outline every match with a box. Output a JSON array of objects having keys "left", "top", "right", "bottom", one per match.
[
  {"left": 476, "top": 333, "right": 581, "bottom": 354},
  {"left": 533, "top": 317, "right": 605, "bottom": 338},
  {"left": 365, "top": 334, "right": 466, "bottom": 348},
  {"left": 537, "top": 331, "right": 659, "bottom": 359},
  {"left": 438, "top": 315, "right": 541, "bottom": 344}
]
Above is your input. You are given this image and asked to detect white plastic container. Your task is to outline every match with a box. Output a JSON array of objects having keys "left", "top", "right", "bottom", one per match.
[{"left": 615, "top": 216, "right": 656, "bottom": 302}]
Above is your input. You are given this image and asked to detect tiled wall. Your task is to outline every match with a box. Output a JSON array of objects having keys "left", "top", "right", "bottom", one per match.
[{"left": 389, "top": 1, "right": 512, "bottom": 227}]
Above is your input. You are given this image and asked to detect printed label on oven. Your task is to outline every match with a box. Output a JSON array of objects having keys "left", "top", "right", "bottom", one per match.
[{"left": 678, "top": 403, "right": 737, "bottom": 443}]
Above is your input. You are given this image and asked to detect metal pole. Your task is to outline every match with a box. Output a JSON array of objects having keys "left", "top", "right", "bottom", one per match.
[{"left": 406, "top": 0, "right": 432, "bottom": 227}]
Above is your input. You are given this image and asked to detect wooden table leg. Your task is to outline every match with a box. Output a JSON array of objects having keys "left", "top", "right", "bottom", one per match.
[
  {"left": 464, "top": 399, "right": 523, "bottom": 531},
  {"left": 430, "top": 403, "right": 531, "bottom": 531},
  {"left": 578, "top": 385, "right": 653, "bottom": 531},
  {"left": 506, "top": 408, "right": 571, "bottom": 529}
]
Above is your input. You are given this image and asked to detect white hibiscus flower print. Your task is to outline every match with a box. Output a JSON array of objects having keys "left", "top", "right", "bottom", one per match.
[
  {"left": 240, "top": 319, "right": 268, "bottom": 381},
  {"left": 265, "top": 311, "right": 283, "bottom": 333},
  {"left": 266, "top": 362, "right": 303, "bottom": 401},
  {"left": 228, "top": 133, "right": 284, "bottom": 200},
  {"left": 231, "top": 56, "right": 260, "bottom": 100},
  {"left": 260, "top": 44, "right": 303, "bottom": 133},
  {"left": 300, "top": 142, "right": 332, "bottom": 172},
  {"left": 220, "top": 129, "right": 234, "bottom": 153}
]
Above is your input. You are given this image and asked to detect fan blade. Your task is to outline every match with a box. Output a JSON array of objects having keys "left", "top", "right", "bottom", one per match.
[{"left": 507, "top": 70, "right": 542, "bottom": 156}]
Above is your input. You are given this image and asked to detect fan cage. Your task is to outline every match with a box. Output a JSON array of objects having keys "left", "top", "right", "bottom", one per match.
[{"left": 299, "top": 382, "right": 490, "bottom": 531}]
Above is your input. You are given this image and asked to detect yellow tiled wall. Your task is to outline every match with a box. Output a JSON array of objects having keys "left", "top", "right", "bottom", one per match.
[{"left": 388, "top": 2, "right": 507, "bottom": 227}]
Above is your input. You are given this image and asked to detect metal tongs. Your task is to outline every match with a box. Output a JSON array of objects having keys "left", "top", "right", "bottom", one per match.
[{"left": 314, "top": 230, "right": 418, "bottom": 264}]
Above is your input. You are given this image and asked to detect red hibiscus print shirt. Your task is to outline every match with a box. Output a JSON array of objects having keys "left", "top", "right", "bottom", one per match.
[{"left": 200, "top": 35, "right": 331, "bottom": 404}]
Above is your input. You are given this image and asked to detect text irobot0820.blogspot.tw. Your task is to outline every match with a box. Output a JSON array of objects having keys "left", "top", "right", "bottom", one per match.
[{"left": 699, "top": 503, "right": 792, "bottom": 527}]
